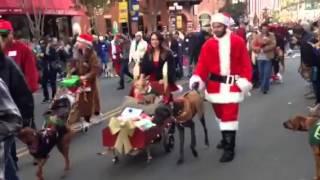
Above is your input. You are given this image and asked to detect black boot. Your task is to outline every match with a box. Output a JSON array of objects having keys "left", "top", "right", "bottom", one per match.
[
  {"left": 219, "top": 131, "right": 236, "bottom": 163},
  {"left": 216, "top": 131, "right": 226, "bottom": 149}
]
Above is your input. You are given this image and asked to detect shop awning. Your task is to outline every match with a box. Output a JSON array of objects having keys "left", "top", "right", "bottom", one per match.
[{"left": 0, "top": 0, "right": 85, "bottom": 16}]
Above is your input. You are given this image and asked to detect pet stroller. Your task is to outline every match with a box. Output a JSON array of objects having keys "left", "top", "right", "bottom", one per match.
[
  {"left": 43, "top": 75, "right": 88, "bottom": 130},
  {"left": 101, "top": 81, "right": 175, "bottom": 163}
]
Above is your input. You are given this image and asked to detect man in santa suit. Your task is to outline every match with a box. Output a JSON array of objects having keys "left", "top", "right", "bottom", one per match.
[{"left": 189, "top": 13, "right": 253, "bottom": 162}]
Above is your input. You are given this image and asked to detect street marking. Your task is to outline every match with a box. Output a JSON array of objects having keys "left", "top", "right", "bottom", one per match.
[{"left": 17, "top": 80, "right": 188, "bottom": 158}]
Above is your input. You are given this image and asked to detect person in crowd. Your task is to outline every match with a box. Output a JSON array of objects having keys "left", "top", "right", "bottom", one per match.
[
  {"left": 247, "top": 30, "right": 260, "bottom": 88},
  {"left": 0, "top": 20, "right": 39, "bottom": 93},
  {"left": 252, "top": 23, "right": 277, "bottom": 94},
  {"left": 0, "top": 78, "right": 23, "bottom": 180},
  {"left": 117, "top": 35, "right": 133, "bottom": 90},
  {"left": 235, "top": 22, "right": 247, "bottom": 41},
  {"left": 189, "top": 13, "right": 252, "bottom": 163},
  {"left": 0, "top": 19, "right": 38, "bottom": 168},
  {"left": 129, "top": 31, "right": 148, "bottom": 65},
  {"left": 110, "top": 35, "right": 122, "bottom": 77},
  {"left": 168, "top": 32, "right": 183, "bottom": 79},
  {"left": 40, "top": 38, "right": 59, "bottom": 103},
  {"left": 189, "top": 30, "right": 211, "bottom": 77},
  {"left": 96, "top": 36, "right": 109, "bottom": 78},
  {"left": 0, "top": 35, "right": 34, "bottom": 174},
  {"left": 138, "top": 32, "right": 179, "bottom": 103},
  {"left": 67, "top": 34, "right": 100, "bottom": 126},
  {"left": 293, "top": 25, "right": 320, "bottom": 110}
]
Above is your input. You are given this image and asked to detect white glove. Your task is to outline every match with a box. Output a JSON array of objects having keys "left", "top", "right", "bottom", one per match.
[
  {"left": 236, "top": 78, "right": 253, "bottom": 95},
  {"left": 189, "top": 75, "right": 205, "bottom": 90}
]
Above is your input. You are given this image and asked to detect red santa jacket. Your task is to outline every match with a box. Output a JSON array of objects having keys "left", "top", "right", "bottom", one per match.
[
  {"left": 4, "top": 40, "right": 39, "bottom": 93},
  {"left": 192, "top": 30, "right": 252, "bottom": 104}
]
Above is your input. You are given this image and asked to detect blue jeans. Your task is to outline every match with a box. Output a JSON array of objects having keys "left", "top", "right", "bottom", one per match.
[
  {"left": 2, "top": 137, "right": 20, "bottom": 180},
  {"left": 311, "top": 67, "right": 320, "bottom": 103},
  {"left": 257, "top": 60, "right": 272, "bottom": 92}
]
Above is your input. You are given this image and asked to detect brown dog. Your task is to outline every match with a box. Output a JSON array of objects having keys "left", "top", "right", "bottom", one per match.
[
  {"left": 172, "top": 90, "right": 209, "bottom": 164},
  {"left": 283, "top": 115, "right": 320, "bottom": 180},
  {"left": 18, "top": 125, "right": 73, "bottom": 180}
]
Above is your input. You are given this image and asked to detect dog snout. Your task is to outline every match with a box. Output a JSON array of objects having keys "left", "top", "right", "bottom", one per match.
[{"left": 283, "top": 122, "right": 288, "bottom": 129}]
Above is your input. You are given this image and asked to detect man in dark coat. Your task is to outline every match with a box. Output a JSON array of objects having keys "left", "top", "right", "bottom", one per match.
[
  {"left": 0, "top": 38, "right": 34, "bottom": 173},
  {"left": 0, "top": 78, "right": 22, "bottom": 180},
  {"left": 189, "top": 30, "right": 211, "bottom": 77},
  {"left": 293, "top": 25, "right": 320, "bottom": 105}
]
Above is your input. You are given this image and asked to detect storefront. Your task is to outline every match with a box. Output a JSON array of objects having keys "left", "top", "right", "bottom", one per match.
[{"left": 0, "top": 0, "right": 86, "bottom": 39}]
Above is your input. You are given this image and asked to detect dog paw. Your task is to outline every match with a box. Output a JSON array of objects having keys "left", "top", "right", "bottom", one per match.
[
  {"left": 205, "top": 140, "right": 210, "bottom": 147},
  {"left": 313, "top": 176, "right": 320, "bottom": 180},
  {"left": 177, "top": 158, "right": 184, "bottom": 165},
  {"left": 60, "top": 173, "right": 67, "bottom": 179},
  {"left": 147, "top": 156, "right": 152, "bottom": 164},
  {"left": 112, "top": 157, "right": 119, "bottom": 164},
  {"left": 191, "top": 149, "right": 198, "bottom": 158}
]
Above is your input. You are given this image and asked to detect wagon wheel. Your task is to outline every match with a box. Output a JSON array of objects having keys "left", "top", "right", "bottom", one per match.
[{"left": 162, "top": 127, "right": 175, "bottom": 153}]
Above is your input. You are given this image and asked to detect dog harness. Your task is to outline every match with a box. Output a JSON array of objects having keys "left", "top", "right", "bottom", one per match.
[
  {"left": 309, "top": 122, "right": 320, "bottom": 145},
  {"left": 31, "top": 126, "right": 67, "bottom": 159}
]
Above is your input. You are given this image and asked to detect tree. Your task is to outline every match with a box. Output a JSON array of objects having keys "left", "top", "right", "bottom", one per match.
[
  {"left": 222, "top": 2, "right": 246, "bottom": 25},
  {"left": 21, "top": 0, "right": 48, "bottom": 40},
  {"left": 78, "top": 0, "right": 114, "bottom": 34}
]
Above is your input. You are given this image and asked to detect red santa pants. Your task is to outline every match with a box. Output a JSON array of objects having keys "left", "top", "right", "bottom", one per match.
[{"left": 212, "top": 103, "right": 239, "bottom": 131}]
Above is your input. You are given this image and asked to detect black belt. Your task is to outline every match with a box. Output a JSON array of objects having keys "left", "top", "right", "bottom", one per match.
[{"left": 209, "top": 73, "right": 239, "bottom": 85}]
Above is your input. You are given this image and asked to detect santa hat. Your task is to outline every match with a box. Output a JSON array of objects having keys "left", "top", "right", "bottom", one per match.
[
  {"left": 77, "top": 34, "right": 93, "bottom": 47},
  {"left": 211, "top": 13, "right": 235, "bottom": 27},
  {"left": 0, "top": 20, "right": 13, "bottom": 33}
]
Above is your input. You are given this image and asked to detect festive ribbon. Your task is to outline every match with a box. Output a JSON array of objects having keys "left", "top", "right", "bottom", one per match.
[{"left": 108, "top": 117, "right": 136, "bottom": 154}]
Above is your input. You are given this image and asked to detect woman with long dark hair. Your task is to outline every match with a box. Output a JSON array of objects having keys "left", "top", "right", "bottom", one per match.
[{"left": 139, "top": 32, "right": 179, "bottom": 103}]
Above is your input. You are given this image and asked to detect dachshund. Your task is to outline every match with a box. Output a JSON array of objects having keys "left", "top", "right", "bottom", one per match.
[{"left": 283, "top": 115, "right": 320, "bottom": 180}]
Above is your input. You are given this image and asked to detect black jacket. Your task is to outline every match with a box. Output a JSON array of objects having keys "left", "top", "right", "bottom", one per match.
[
  {"left": 140, "top": 49, "right": 176, "bottom": 84},
  {"left": 0, "top": 54, "right": 34, "bottom": 123},
  {"left": 0, "top": 78, "right": 22, "bottom": 141},
  {"left": 300, "top": 32, "right": 319, "bottom": 67}
]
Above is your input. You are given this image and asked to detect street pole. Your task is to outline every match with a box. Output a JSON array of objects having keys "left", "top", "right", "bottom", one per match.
[{"left": 127, "top": 0, "right": 132, "bottom": 36}]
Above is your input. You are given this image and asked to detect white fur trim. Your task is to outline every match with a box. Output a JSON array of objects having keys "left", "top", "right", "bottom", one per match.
[
  {"left": 189, "top": 75, "right": 205, "bottom": 90},
  {"left": 236, "top": 78, "right": 252, "bottom": 94},
  {"left": 77, "top": 37, "right": 93, "bottom": 46},
  {"left": 219, "top": 121, "right": 239, "bottom": 131},
  {"left": 172, "top": 85, "right": 184, "bottom": 94},
  {"left": 211, "top": 13, "right": 229, "bottom": 26},
  {"left": 205, "top": 90, "right": 244, "bottom": 103},
  {"left": 217, "top": 30, "right": 231, "bottom": 76},
  {"left": 162, "top": 61, "right": 168, "bottom": 90},
  {"left": 211, "top": 13, "right": 235, "bottom": 27}
]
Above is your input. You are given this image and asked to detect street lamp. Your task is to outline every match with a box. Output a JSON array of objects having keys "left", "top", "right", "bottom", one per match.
[{"left": 169, "top": 2, "right": 183, "bottom": 32}]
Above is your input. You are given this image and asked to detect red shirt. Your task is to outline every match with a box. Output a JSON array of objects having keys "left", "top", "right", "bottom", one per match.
[
  {"left": 235, "top": 27, "right": 246, "bottom": 42},
  {"left": 4, "top": 40, "right": 39, "bottom": 93}
]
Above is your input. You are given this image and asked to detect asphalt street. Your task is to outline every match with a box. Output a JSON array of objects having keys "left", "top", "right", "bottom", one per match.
[{"left": 18, "top": 54, "right": 316, "bottom": 180}]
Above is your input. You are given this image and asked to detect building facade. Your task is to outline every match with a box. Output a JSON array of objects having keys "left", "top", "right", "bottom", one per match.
[
  {"left": 278, "top": 0, "right": 320, "bottom": 22},
  {"left": 93, "top": 0, "right": 228, "bottom": 35},
  {"left": 0, "top": 0, "right": 88, "bottom": 39}
]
